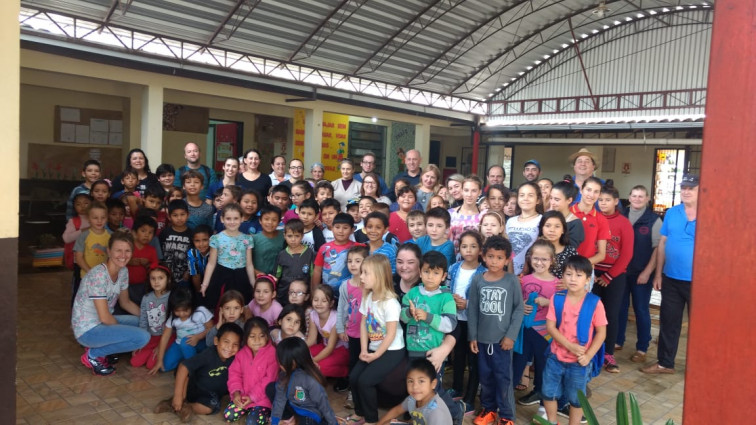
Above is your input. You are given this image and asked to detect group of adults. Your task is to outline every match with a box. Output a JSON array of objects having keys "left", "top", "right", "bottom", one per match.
[{"left": 77, "top": 142, "right": 696, "bottom": 379}]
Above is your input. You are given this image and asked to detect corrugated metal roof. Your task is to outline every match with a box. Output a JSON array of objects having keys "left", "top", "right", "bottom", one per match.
[{"left": 19, "top": 0, "right": 714, "bottom": 102}]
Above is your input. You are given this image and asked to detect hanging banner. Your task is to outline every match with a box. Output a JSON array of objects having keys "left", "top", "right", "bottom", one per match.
[
  {"left": 322, "top": 112, "right": 349, "bottom": 181},
  {"left": 293, "top": 109, "right": 306, "bottom": 161}
]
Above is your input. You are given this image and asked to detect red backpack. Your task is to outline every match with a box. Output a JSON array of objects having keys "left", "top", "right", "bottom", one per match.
[{"left": 63, "top": 216, "right": 82, "bottom": 270}]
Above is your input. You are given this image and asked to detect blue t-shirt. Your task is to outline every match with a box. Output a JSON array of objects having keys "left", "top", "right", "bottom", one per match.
[
  {"left": 660, "top": 204, "right": 695, "bottom": 281},
  {"left": 414, "top": 235, "right": 455, "bottom": 269}
]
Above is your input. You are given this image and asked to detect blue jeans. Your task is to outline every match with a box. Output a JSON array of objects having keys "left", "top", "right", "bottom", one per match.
[
  {"left": 76, "top": 315, "right": 150, "bottom": 358},
  {"left": 477, "top": 343, "right": 515, "bottom": 420},
  {"left": 542, "top": 352, "right": 590, "bottom": 408},
  {"left": 616, "top": 272, "right": 653, "bottom": 352},
  {"left": 163, "top": 337, "right": 207, "bottom": 372}
]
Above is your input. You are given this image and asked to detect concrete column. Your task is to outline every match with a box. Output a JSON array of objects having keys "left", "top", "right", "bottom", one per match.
[
  {"left": 414, "top": 123, "right": 431, "bottom": 164},
  {"left": 140, "top": 84, "right": 164, "bottom": 163},
  {"left": 304, "top": 107, "right": 323, "bottom": 169}
]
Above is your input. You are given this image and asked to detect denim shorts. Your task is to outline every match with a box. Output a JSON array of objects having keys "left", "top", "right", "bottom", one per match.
[{"left": 541, "top": 352, "right": 590, "bottom": 407}]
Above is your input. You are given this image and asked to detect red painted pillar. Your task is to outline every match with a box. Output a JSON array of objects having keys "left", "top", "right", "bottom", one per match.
[
  {"left": 684, "top": 1, "right": 756, "bottom": 423},
  {"left": 471, "top": 127, "right": 480, "bottom": 175}
]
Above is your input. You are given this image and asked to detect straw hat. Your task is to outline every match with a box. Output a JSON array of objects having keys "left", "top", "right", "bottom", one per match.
[{"left": 569, "top": 148, "right": 599, "bottom": 169}]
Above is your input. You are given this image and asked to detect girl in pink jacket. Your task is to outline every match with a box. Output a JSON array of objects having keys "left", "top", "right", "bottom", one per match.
[{"left": 224, "top": 317, "right": 279, "bottom": 424}]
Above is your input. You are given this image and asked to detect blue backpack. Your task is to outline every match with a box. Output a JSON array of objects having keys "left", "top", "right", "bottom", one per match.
[{"left": 552, "top": 290, "right": 604, "bottom": 378}]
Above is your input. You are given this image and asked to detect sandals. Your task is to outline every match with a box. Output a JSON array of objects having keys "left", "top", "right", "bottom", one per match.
[
  {"left": 630, "top": 351, "right": 647, "bottom": 363},
  {"left": 337, "top": 415, "right": 366, "bottom": 425}
]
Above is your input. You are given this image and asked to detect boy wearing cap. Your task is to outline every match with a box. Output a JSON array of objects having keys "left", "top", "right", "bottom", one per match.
[{"left": 523, "top": 160, "right": 542, "bottom": 182}]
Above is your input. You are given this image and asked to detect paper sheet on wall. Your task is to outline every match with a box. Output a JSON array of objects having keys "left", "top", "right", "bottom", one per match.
[
  {"left": 75, "top": 125, "right": 90, "bottom": 144},
  {"left": 90, "top": 118, "right": 109, "bottom": 133},
  {"left": 60, "top": 123, "right": 76, "bottom": 143},
  {"left": 109, "top": 120, "right": 123, "bottom": 133},
  {"left": 60, "top": 107, "right": 80, "bottom": 122},
  {"left": 91, "top": 131, "right": 109, "bottom": 145},
  {"left": 108, "top": 133, "right": 123, "bottom": 146}
]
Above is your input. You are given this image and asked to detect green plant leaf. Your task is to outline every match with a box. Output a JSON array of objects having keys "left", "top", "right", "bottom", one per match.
[
  {"left": 616, "top": 392, "right": 629, "bottom": 425},
  {"left": 665, "top": 420, "right": 676, "bottom": 425},
  {"left": 532, "top": 415, "right": 552, "bottom": 425},
  {"left": 629, "top": 392, "right": 643, "bottom": 425},
  {"left": 578, "top": 390, "right": 600, "bottom": 425}
]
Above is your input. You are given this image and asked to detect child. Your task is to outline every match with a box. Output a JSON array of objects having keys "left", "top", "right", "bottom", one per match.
[
  {"left": 389, "top": 185, "right": 418, "bottom": 243},
  {"left": 150, "top": 287, "right": 214, "bottom": 374},
  {"left": 506, "top": 182, "right": 544, "bottom": 275},
  {"left": 486, "top": 185, "right": 510, "bottom": 218},
  {"left": 283, "top": 180, "right": 315, "bottom": 223},
  {"left": 154, "top": 323, "right": 243, "bottom": 422},
  {"left": 346, "top": 254, "right": 405, "bottom": 425},
  {"left": 225, "top": 318, "right": 279, "bottom": 424},
  {"left": 401, "top": 251, "right": 457, "bottom": 360},
  {"left": 63, "top": 193, "right": 91, "bottom": 298},
  {"left": 539, "top": 211, "right": 578, "bottom": 279},
  {"left": 212, "top": 187, "right": 225, "bottom": 211},
  {"left": 200, "top": 204, "right": 256, "bottom": 309},
  {"left": 89, "top": 179, "right": 111, "bottom": 204},
  {"left": 142, "top": 186, "right": 168, "bottom": 235},
  {"left": 252, "top": 205, "right": 285, "bottom": 275},
  {"left": 114, "top": 167, "right": 141, "bottom": 229},
  {"left": 468, "top": 236, "right": 524, "bottom": 425},
  {"left": 239, "top": 189, "right": 262, "bottom": 235},
  {"left": 307, "top": 285, "right": 349, "bottom": 384},
  {"left": 377, "top": 358, "right": 452, "bottom": 425},
  {"left": 364, "top": 212, "right": 397, "bottom": 273},
  {"left": 167, "top": 187, "right": 184, "bottom": 203},
  {"left": 270, "top": 304, "right": 307, "bottom": 343},
  {"left": 542, "top": 256, "right": 607, "bottom": 425},
  {"left": 105, "top": 198, "right": 126, "bottom": 231},
  {"left": 479, "top": 212, "right": 506, "bottom": 242},
  {"left": 271, "top": 337, "right": 338, "bottom": 425},
  {"left": 406, "top": 210, "right": 426, "bottom": 241},
  {"left": 448, "top": 230, "right": 486, "bottom": 409},
  {"left": 156, "top": 163, "right": 177, "bottom": 194},
  {"left": 127, "top": 216, "right": 159, "bottom": 306},
  {"left": 288, "top": 279, "right": 313, "bottom": 339},
  {"left": 247, "top": 274, "right": 283, "bottom": 328},
  {"left": 73, "top": 201, "right": 111, "bottom": 279},
  {"left": 275, "top": 219, "right": 315, "bottom": 305},
  {"left": 65, "top": 159, "right": 101, "bottom": 220},
  {"left": 131, "top": 265, "right": 173, "bottom": 369},
  {"left": 299, "top": 199, "right": 325, "bottom": 253},
  {"left": 320, "top": 199, "right": 341, "bottom": 243},
  {"left": 414, "top": 207, "right": 455, "bottom": 268},
  {"left": 206, "top": 290, "right": 246, "bottom": 346},
  {"left": 313, "top": 212, "right": 358, "bottom": 294},
  {"left": 503, "top": 197, "right": 517, "bottom": 220},
  {"left": 315, "top": 180, "right": 335, "bottom": 204},
  {"left": 346, "top": 198, "right": 361, "bottom": 227},
  {"left": 358, "top": 196, "right": 377, "bottom": 230},
  {"left": 427, "top": 194, "right": 448, "bottom": 211},
  {"left": 449, "top": 175, "right": 484, "bottom": 255},
  {"left": 160, "top": 200, "right": 192, "bottom": 286},
  {"left": 187, "top": 224, "right": 212, "bottom": 294},
  {"left": 182, "top": 170, "right": 214, "bottom": 230},
  {"left": 213, "top": 185, "right": 242, "bottom": 233},
  {"left": 336, "top": 245, "right": 369, "bottom": 406},
  {"left": 513, "top": 240, "right": 561, "bottom": 409}
]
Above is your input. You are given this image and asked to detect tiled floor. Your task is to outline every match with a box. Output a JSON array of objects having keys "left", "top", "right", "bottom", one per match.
[{"left": 17, "top": 270, "right": 687, "bottom": 424}]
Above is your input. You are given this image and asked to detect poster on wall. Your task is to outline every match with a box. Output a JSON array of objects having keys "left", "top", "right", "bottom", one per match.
[
  {"left": 293, "top": 109, "right": 305, "bottom": 161},
  {"left": 27, "top": 143, "right": 122, "bottom": 180},
  {"left": 322, "top": 112, "right": 349, "bottom": 181}
]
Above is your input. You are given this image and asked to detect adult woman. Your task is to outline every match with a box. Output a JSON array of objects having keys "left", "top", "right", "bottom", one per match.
[
  {"left": 237, "top": 149, "right": 272, "bottom": 197},
  {"left": 310, "top": 162, "right": 325, "bottom": 182},
  {"left": 360, "top": 172, "right": 391, "bottom": 204},
  {"left": 112, "top": 149, "right": 158, "bottom": 196},
  {"left": 280, "top": 158, "right": 305, "bottom": 189},
  {"left": 388, "top": 186, "right": 417, "bottom": 243},
  {"left": 570, "top": 176, "right": 609, "bottom": 270},
  {"left": 415, "top": 164, "right": 441, "bottom": 210},
  {"left": 205, "top": 157, "right": 239, "bottom": 201},
  {"left": 616, "top": 185, "right": 662, "bottom": 365},
  {"left": 71, "top": 230, "right": 150, "bottom": 376},
  {"left": 595, "top": 180, "right": 634, "bottom": 373},
  {"left": 268, "top": 155, "right": 289, "bottom": 186},
  {"left": 446, "top": 173, "right": 465, "bottom": 208},
  {"left": 331, "top": 159, "right": 361, "bottom": 211},
  {"left": 550, "top": 177, "right": 586, "bottom": 249},
  {"left": 392, "top": 243, "right": 422, "bottom": 305}
]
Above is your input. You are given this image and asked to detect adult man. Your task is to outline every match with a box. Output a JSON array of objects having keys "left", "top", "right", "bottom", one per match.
[
  {"left": 354, "top": 152, "right": 390, "bottom": 196},
  {"left": 522, "top": 160, "right": 541, "bottom": 182},
  {"left": 174, "top": 142, "right": 218, "bottom": 200},
  {"left": 268, "top": 155, "right": 290, "bottom": 186},
  {"left": 391, "top": 149, "right": 423, "bottom": 190},
  {"left": 569, "top": 148, "right": 602, "bottom": 205},
  {"left": 641, "top": 174, "right": 699, "bottom": 375}
]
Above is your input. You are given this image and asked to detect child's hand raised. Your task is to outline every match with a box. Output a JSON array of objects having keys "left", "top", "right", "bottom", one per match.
[{"left": 409, "top": 300, "right": 427, "bottom": 322}]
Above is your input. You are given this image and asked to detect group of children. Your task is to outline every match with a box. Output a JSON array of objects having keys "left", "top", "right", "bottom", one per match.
[{"left": 64, "top": 157, "right": 611, "bottom": 425}]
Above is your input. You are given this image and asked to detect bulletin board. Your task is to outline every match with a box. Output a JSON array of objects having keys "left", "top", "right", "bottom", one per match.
[
  {"left": 54, "top": 106, "right": 124, "bottom": 146},
  {"left": 27, "top": 143, "right": 123, "bottom": 181}
]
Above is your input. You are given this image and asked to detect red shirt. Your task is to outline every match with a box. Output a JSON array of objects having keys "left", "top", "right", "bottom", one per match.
[
  {"left": 388, "top": 212, "right": 412, "bottom": 243},
  {"left": 570, "top": 204, "right": 611, "bottom": 259},
  {"left": 128, "top": 243, "right": 158, "bottom": 284}
]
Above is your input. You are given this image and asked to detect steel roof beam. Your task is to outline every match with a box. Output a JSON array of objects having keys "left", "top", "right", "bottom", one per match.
[
  {"left": 288, "top": 0, "right": 368, "bottom": 62},
  {"left": 352, "top": 0, "right": 464, "bottom": 75},
  {"left": 623, "top": 0, "right": 670, "bottom": 26},
  {"left": 204, "top": 0, "right": 246, "bottom": 47}
]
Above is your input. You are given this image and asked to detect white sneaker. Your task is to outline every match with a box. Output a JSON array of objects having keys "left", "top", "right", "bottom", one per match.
[
  {"left": 536, "top": 406, "right": 547, "bottom": 420},
  {"left": 344, "top": 391, "right": 354, "bottom": 409}
]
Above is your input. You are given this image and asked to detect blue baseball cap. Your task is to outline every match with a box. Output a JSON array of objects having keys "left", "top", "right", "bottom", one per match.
[{"left": 523, "top": 159, "right": 541, "bottom": 170}]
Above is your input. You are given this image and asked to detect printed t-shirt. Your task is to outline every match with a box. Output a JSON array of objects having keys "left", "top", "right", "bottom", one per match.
[
  {"left": 505, "top": 215, "right": 542, "bottom": 275},
  {"left": 71, "top": 263, "right": 128, "bottom": 338},
  {"left": 360, "top": 293, "right": 404, "bottom": 352},
  {"left": 401, "top": 393, "right": 452, "bottom": 425},
  {"left": 167, "top": 306, "right": 213, "bottom": 339},
  {"left": 249, "top": 300, "right": 283, "bottom": 328},
  {"left": 520, "top": 274, "right": 559, "bottom": 336},
  {"left": 74, "top": 229, "right": 112, "bottom": 277},
  {"left": 210, "top": 232, "right": 254, "bottom": 269},
  {"left": 160, "top": 226, "right": 192, "bottom": 283}
]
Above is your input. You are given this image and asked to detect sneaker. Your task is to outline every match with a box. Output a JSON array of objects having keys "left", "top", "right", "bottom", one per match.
[
  {"left": 343, "top": 391, "right": 354, "bottom": 409},
  {"left": 334, "top": 377, "right": 349, "bottom": 392},
  {"left": 106, "top": 354, "right": 119, "bottom": 365},
  {"left": 535, "top": 405, "right": 547, "bottom": 420},
  {"left": 473, "top": 409, "right": 496, "bottom": 425},
  {"left": 464, "top": 401, "right": 476, "bottom": 416},
  {"left": 452, "top": 400, "right": 466, "bottom": 425},
  {"left": 80, "top": 349, "right": 115, "bottom": 376},
  {"left": 498, "top": 418, "right": 514, "bottom": 425},
  {"left": 517, "top": 389, "right": 541, "bottom": 406},
  {"left": 557, "top": 404, "right": 587, "bottom": 423},
  {"left": 153, "top": 398, "right": 173, "bottom": 414},
  {"left": 604, "top": 354, "right": 620, "bottom": 373}
]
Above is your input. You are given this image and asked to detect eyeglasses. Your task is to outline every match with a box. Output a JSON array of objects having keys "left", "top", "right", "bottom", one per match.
[
  {"left": 289, "top": 166, "right": 304, "bottom": 170},
  {"left": 289, "top": 291, "right": 307, "bottom": 297},
  {"left": 531, "top": 257, "right": 551, "bottom": 263},
  {"left": 290, "top": 193, "right": 305, "bottom": 199},
  {"left": 363, "top": 181, "right": 376, "bottom": 185}
]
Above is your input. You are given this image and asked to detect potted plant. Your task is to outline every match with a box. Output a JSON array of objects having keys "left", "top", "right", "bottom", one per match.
[{"left": 532, "top": 391, "right": 675, "bottom": 425}]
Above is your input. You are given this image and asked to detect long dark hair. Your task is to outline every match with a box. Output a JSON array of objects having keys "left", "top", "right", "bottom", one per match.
[
  {"left": 125, "top": 148, "right": 151, "bottom": 174},
  {"left": 514, "top": 181, "right": 544, "bottom": 215},
  {"left": 538, "top": 211, "right": 570, "bottom": 247},
  {"left": 552, "top": 176, "right": 579, "bottom": 204},
  {"left": 167, "top": 287, "right": 197, "bottom": 325},
  {"left": 276, "top": 337, "right": 326, "bottom": 387}
]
